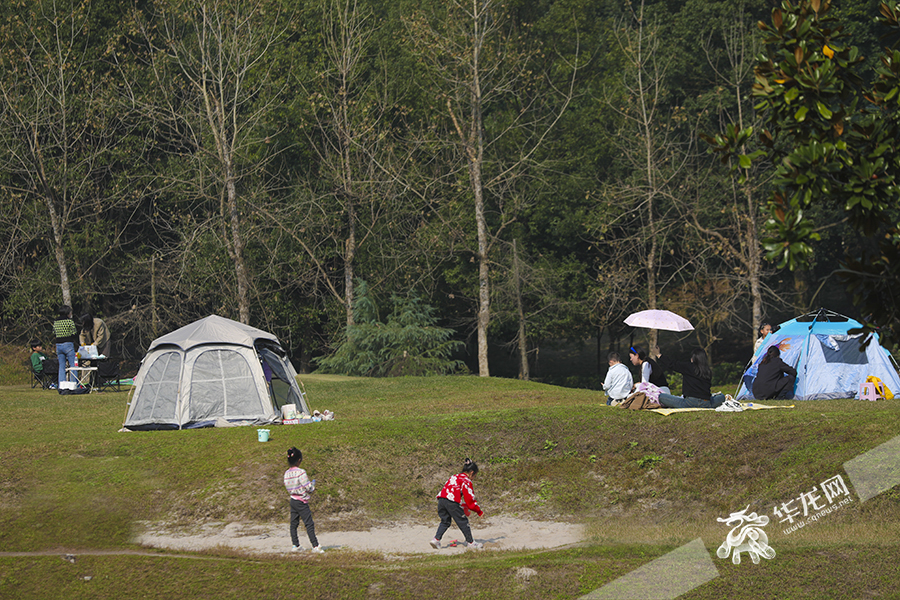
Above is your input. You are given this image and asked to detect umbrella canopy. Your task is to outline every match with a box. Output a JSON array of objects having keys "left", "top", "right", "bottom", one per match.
[{"left": 624, "top": 309, "right": 694, "bottom": 332}]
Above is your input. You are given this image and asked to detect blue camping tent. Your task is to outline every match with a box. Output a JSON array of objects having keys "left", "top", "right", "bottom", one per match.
[{"left": 737, "top": 309, "right": 900, "bottom": 401}]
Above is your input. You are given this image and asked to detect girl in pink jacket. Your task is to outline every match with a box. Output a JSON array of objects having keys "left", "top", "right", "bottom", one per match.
[
  {"left": 284, "top": 447, "right": 323, "bottom": 553},
  {"left": 429, "top": 458, "right": 484, "bottom": 549}
]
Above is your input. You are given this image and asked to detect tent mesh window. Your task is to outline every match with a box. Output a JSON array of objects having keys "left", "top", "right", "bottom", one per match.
[
  {"left": 190, "top": 349, "right": 263, "bottom": 420},
  {"left": 132, "top": 351, "right": 182, "bottom": 421}
]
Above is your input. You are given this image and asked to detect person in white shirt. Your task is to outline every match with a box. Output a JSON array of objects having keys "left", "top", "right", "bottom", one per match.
[
  {"left": 602, "top": 351, "right": 634, "bottom": 405},
  {"left": 754, "top": 323, "right": 772, "bottom": 354}
]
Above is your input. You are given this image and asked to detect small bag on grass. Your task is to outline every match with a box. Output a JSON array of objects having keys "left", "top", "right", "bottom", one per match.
[{"left": 619, "top": 391, "right": 658, "bottom": 410}]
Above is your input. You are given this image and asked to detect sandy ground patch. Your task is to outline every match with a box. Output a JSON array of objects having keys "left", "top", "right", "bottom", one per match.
[{"left": 136, "top": 516, "right": 583, "bottom": 556}]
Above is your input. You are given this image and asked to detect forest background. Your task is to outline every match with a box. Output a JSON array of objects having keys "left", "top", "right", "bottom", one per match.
[{"left": 0, "top": 0, "right": 892, "bottom": 387}]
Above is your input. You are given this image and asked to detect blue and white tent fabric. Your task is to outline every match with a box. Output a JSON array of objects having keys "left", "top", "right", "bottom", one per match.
[{"left": 736, "top": 310, "right": 900, "bottom": 401}]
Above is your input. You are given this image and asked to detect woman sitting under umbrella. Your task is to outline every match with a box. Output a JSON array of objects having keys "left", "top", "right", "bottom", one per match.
[{"left": 629, "top": 345, "right": 670, "bottom": 394}]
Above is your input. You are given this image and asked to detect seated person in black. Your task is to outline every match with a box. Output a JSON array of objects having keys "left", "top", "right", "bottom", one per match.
[
  {"left": 629, "top": 345, "right": 670, "bottom": 393},
  {"left": 654, "top": 347, "right": 726, "bottom": 409},
  {"left": 752, "top": 346, "right": 796, "bottom": 400}
]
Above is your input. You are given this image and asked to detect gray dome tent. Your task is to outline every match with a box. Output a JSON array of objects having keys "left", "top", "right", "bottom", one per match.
[{"left": 124, "top": 315, "right": 309, "bottom": 430}]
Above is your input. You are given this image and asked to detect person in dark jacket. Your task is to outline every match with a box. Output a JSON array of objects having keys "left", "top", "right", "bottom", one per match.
[
  {"left": 752, "top": 346, "right": 796, "bottom": 400},
  {"left": 654, "top": 347, "right": 726, "bottom": 409},
  {"left": 629, "top": 345, "right": 670, "bottom": 393}
]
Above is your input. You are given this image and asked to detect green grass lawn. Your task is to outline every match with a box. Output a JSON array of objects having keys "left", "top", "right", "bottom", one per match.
[{"left": 1, "top": 374, "right": 899, "bottom": 599}]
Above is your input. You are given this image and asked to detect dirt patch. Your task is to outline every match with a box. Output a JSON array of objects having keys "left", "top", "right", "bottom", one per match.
[{"left": 135, "top": 515, "right": 584, "bottom": 556}]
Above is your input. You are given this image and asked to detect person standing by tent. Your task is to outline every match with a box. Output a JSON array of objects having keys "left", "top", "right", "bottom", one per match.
[
  {"left": 754, "top": 323, "right": 772, "bottom": 354},
  {"left": 602, "top": 351, "right": 634, "bottom": 405},
  {"left": 654, "top": 347, "right": 726, "bottom": 409},
  {"left": 284, "top": 447, "right": 324, "bottom": 553},
  {"left": 429, "top": 458, "right": 484, "bottom": 550},
  {"left": 53, "top": 305, "right": 78, "bottom": 385},
  {"left": 752, "top": 346, "right": 797, "bottom": 400},
  {"left": 628, "top": 345, "right": 670, "bottom": 394}
]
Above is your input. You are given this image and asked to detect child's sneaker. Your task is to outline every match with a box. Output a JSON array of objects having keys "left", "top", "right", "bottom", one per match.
[
  {"left": 429, "top": 538, "right": 441, "bottom": 549},
  {"left": 467, "top": 541, "right": 483, "bottom": 549},
  {"left": 291, "top": 545, "right": 302, "bottom": 552},
  {"left": 311, "top": 546, "right": 325, "bottom": 554}
]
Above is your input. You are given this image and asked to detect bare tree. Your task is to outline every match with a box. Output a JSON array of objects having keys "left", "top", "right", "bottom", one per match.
[
  {"left": 127, "top": 0, "right": 288, "bottom": 324},
  {"left": 300, "top": 0, "right": 405, "bottom": 328},
  {"left": 693, "top": 1, "right": 774, "bottom": 346},
  {"left": 403, "top": 0, "right": 578, "bottom": 376},
  {"left": 491, "top": 237, "right": 579, "bottom": 380},
  {"left": 0, "top": 0, "right": 124, "bottom": 308},
  {"left": 605, "top": 0, "right": 690, "bottom": 350}
]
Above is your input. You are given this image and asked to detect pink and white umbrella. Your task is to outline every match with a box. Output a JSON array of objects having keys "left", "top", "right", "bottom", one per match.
[{"left": 624, "top": 309, "right": 694, "bottom": 332}]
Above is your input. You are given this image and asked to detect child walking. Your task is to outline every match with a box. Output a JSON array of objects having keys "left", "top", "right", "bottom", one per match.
[
  {"left": 283, "top": 447, "right": 324, "bottom": 553},
  {"left": 430, "top": 458, "right": 484, "bottom": 550}
]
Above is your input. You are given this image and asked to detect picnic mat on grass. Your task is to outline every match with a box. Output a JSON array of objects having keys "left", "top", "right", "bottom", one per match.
[{"left": 650, "top": 402, "right": 795, "bottom": 416}]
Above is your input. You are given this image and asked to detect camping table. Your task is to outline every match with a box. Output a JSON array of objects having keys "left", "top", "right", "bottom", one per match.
[{"left": 66, "top": 366, "right": 98, "bottom": 392}]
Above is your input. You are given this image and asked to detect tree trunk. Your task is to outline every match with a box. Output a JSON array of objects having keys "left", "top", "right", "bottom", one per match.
[
  {"left": 342, "top": 74, "right": 356, "bottom": 328},
  {"left": 746, "top": 183, "right": 763, "bottom": 345},
  {"left": 36, "top": 140, "right": 72, "bottom": 307},
  {"left": 473, "top": 163, "right": 490, "bottom": 377},
  {"left": 345, "top": 214, "right": 356, "bottom": 328},
  {"left": 52, "top": 232, "right": 72, "bottom": 308},
  {"left": 513, "top": 240, "right": 529, "bottom": 380},
  {"left": 226, "top": 174, "right": 251, "bottom": 324},
  {"left": 633, "top": 0, "right": 660, "bottom": 351}
]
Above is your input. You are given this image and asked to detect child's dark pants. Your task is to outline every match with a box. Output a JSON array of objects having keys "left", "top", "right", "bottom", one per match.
[
  {"left": 435, "top": 497, "right": 473, "bottom": 543},
  {"left": 290, "top": 498, "right": 318, "bottom": 547}
]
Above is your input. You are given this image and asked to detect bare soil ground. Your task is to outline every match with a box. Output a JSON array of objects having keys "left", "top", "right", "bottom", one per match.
[{"left": 135, "top": 515, "right": 584, "bottom": 556}]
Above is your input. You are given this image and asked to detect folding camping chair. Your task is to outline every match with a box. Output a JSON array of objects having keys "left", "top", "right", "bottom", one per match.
[
  {"left": 94, "top": 358, "right": 122, "bottom": 392},
  {"left": 30, "top": 366, "right": 53, "bottom": 389}
]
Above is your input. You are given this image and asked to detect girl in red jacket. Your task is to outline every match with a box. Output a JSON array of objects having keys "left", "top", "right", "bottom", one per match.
[{"left": 430, "top": 458, "right": 484, "bottom": 549}]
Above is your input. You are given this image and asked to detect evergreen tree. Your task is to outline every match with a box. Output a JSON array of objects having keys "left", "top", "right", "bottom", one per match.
[{"left": 316, "top": 280, "right": 466, "bottom": 376}]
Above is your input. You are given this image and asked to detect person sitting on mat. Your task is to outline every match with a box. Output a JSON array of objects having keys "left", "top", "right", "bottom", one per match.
[
  {"left": 752, "top": 346, "right": 796, "bottom": 400},
  {"left": 629, "top": 345, "right": 670, "bottom": 394},
  {"left": 654, "top": 347, "right": 726, "bottom": 409},
  {"left": 602, "top": 351, "right": 634, "bottom": 406}
]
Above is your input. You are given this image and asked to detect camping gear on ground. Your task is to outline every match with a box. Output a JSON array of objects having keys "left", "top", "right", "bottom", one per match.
[
  {"left": 58, "top": 380, "right": 88, "bottom": 395},
  {"left": 95, "top": 359, "right": 122, "bottom": 392},
  {"left": 865, "top": 375, "right": 893, "bottom": 400},
  {"left": 123, "top": 315, "right": 310, "bottom": 430},
  {"left": 715, "top": 396, "right": 744, "bottom": 412},
  {"left": 624, "top": 309, "right": 694, "bottom": 332},
  {"left": 859, "top": 382, "right": 882, "bottom": 401},
  {"left": 30, "top": 365, "right": 54, "bottom": 390},
  {"left": 257, "top": 429, "right": 271, "bottom": 442},
  {"left": 736, "top": 309, "right": 900, "bottom": 401},
  {"left": 618, "top": 391, "right": 659, "bottom": 410}
]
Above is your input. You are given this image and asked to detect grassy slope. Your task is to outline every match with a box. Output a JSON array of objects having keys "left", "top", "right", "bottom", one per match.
[{"left": 1, "top": 374, "right": 899, "bottom": 599}]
